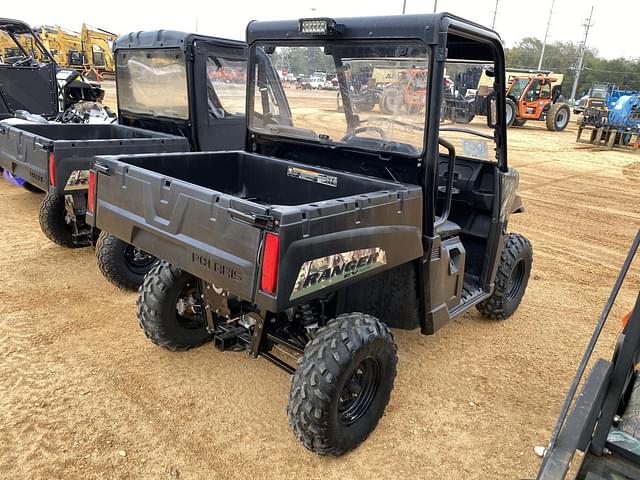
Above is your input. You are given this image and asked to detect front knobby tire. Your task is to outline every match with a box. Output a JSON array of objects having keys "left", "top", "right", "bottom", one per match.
[
  {"left": 96, "top": 232, "right": 158, "bottom": 291},
  {"left": 546, "top": 103, "right": 571, "bottom": 131},
  {"left": 477, "top": 233, "right": 533, "bottom": 320},
  {"left": 137, "top": 262, "right": 213, "bottom": 351},
  {"left": 505, "top": 97, "right": 517, "bottom": 127},
  {"left": 287, "top": 313, "right": 397, "bottom": 456},
  {"left": 39, "top": 192, "right": 76, "bottom": 248}
]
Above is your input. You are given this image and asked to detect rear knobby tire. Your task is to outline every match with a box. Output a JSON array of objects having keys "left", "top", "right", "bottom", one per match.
[
  {"left": 137, "top": 262, "right": 213, "bottom": 351},
  {"left": 287, "top": 313, "right": 397, "bottom": 456},
  {"left": 546, "top": 103, "right": 571, "bottom": 131},
  {"left": 96, "top": 232, "right": 158, "bottom": 291},
  {"left": 39, "top": 192, "right": 76, "bottom": 248},
  {"left": 476, "top": 233, "right": 532, "bottom": 320}
]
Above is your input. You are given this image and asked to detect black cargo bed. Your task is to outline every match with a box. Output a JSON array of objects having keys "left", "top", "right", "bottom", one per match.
[
  {"left": 0, "top": 123, "right": 189, "bottom": 193},
  {"left": 90, "top": 151, "right": 424, "bottom": 311}
]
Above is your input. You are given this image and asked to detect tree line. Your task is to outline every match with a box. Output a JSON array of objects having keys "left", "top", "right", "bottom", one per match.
[{"left": 506, "top": 37, "right": 640, "bottom": 97}]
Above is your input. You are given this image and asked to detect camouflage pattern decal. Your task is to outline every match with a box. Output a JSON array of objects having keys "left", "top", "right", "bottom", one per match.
[
  {"left": 500, "top": 167, "right": 520, "bottom": 223},
  {"left": 290, "top": 247, "right": 387, "bottom": 300},
  {"left": 65, "top": 169, "right": 90, "bottom": 191}
]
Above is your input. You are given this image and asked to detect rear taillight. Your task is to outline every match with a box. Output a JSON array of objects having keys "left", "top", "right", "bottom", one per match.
[
  {"left": 622, "top": 310, "right": 633, "bottom": 328},
  {"left": 260, "top": 232, "right": 280, "bottom": 294},
  {"left": 48, "top": 152, "right": 56, "bottom": 187},
  {"left": 87, "top": 170, "right": 96, "bottom": 214}
]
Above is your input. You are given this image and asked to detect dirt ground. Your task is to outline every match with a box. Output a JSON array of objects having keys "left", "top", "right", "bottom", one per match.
[{"left": 1, "top": 87, "right": 639, "bottom": 480}]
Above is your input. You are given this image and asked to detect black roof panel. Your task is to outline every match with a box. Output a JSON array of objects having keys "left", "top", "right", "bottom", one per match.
[
  {"left": 246, "top": 13, "right": 502, "bottom": 45},
  {"left": 114, "top": 30, "right": 245, "bottom": 52}
]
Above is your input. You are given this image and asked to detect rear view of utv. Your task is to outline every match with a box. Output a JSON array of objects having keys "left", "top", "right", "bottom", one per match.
[{"left": 88, "top": 14, "right": 533, "bottom": 455}]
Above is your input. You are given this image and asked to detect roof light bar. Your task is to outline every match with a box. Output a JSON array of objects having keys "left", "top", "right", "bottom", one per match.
[{"left": 299, "top": 18, "right": 339, "bottom": 35}]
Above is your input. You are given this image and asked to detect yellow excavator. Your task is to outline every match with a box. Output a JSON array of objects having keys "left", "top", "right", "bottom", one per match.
[
  {"left": 35, "top": 25, "right": 84, "bottom": 68},
  {"left": 80, "top": 24, "right": 116, "bottom": 80},
  {"left": 31, "top": 24, "right": 116, "bottom": 80}
]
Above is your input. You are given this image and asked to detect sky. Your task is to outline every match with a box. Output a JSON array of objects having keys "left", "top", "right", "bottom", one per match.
[{"left": 5, "top": 0, "right": 637, "bottom": 61}]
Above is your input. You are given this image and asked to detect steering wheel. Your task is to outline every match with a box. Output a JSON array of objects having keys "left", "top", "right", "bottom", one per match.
[
  {"left": 13, "top": 55, "right": 33, "bottom": 67},
  {"left": 61, "top": 107, "right": 79, "bottom": 123},
  {"left": 340, "top": 126, "right": 387, "bottom": 142}
]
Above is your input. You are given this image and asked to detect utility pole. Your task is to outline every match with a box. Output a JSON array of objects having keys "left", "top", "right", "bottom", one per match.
[
  {"left": 537, "top": 0, "right": 555, "bottom": 71},
  {"left": 402, "top": 0, "right": 407, "bottom": 14},
  {"left": 491, "top": 0, "right": 499, "bottom": 29},
  {"left": 570, "top": 6, "right": 594, "bottom": 101}
]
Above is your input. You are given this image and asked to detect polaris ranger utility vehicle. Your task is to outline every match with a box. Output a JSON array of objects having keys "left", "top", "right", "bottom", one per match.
[
  {"left": 87, "top": 14, "right": 532, "bottom": 455},
  {"left": 0, "top": 18, "right": 104, "bottom": 121},
  {"left": 537, "top": 229, "right": 639, "bottom": 480},
  {"left": 0, "top": 30, "right": 247, "bottom": 290}
]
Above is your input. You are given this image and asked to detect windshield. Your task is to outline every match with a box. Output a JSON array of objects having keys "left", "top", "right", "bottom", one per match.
[
  {"left": 508, "top": 77, "right": 529, "bottom": 101},
  {"left": 250, "top": 42, "right": 429, "bottom": 155},
  {"left": 590, "top": 83, "right": 609, "bottom": 99},
  {"left": 116, "top": 48, "right": 189, "bottom": 120}
]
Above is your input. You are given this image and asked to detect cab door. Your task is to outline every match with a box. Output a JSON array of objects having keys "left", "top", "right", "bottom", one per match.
[
  {"left": 0, "top": 62, "right": 58, "bottom": 118},
  {"left": 520, "top": 78, "right": 551, "bottom": 119},
  {"left": 190, "top": 40, "right": 247, "bottom": 151}
]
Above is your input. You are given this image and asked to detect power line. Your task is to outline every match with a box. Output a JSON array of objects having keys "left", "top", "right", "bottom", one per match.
[
  {"left": 569, "top": 6, "right": 595, "bottom": 101},
  {"left": 583, "top": 66, "right": 640, "bottom": 75},
  {"left": 537, "top": 0, "right": 555, "bottom": 71}
]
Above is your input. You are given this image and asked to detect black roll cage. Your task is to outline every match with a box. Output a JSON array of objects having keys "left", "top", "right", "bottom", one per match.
[
  {"left": 0, "top": 19, "right": 56, "bottom": 65},
  {"left": 245, "top": 13, "right": 508, "bottom": 240}
]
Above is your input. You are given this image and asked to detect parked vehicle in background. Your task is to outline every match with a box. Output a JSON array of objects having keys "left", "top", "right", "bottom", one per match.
[
  {"left": 0, "top": 18, "right": 104, "bottom": 121},
  {"left": 505, "top": 74, "right": 571, "bottom": 131},
  {"left": 582, "top": 82, "right": 637, "bottom": 112},
  {"left": 0, "top": 29, "right": 247, "bottom": 291},
  {"left": 577, "top": 93, "right": 640, "bottom": 150}
]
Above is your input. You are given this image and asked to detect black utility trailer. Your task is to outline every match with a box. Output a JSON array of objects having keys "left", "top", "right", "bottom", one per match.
[
  {"left": 537, "top": 229, "right": 640, "bottom": 480},
  {"left": 88, "top": 14, "right": 533, "bottom": 455},
  {"left": 0, "top": 30, "right": 247, "bottom": 290}
]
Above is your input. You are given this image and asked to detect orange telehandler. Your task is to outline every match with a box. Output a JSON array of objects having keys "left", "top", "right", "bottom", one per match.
[{"left": 505, "top": 74, "right": 571, "bottom": 131}]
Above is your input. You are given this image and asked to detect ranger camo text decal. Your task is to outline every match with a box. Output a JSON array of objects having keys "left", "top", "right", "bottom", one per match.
[{"left": 290, "top": 247, "right": 387, "bottom": 300}]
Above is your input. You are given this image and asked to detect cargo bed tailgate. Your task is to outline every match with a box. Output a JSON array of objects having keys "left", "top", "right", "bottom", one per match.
[{"left": 90, "top": 156, "right": 266, "bottom": 300}]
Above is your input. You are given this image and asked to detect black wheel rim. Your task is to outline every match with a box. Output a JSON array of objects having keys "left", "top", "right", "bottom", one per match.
[
  {"left": 338, "top": 357, "right": 381, "bottom": 426},
  {"left": 506, "top": 260, "right": 526, "bottom": 302},
  {"left": 124, "top": 245, "right": 157, "bottom": 274},
  {"left": 175, "top": 280, "right": 205, "bottom": 330}
]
